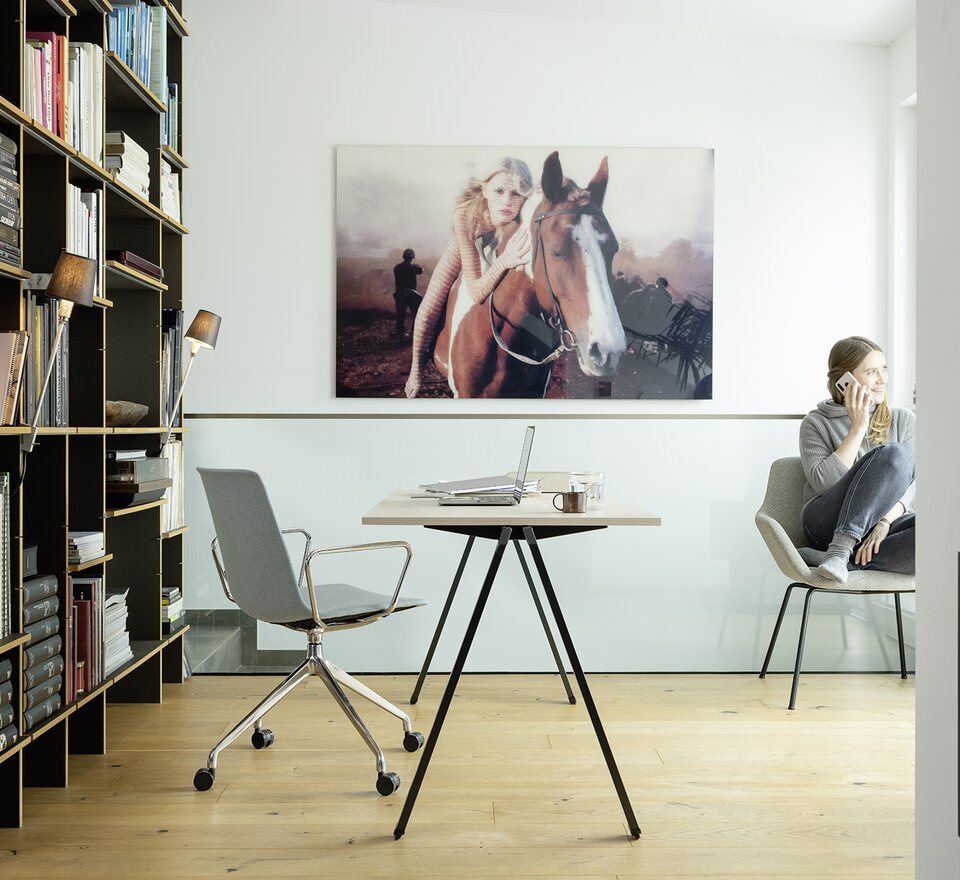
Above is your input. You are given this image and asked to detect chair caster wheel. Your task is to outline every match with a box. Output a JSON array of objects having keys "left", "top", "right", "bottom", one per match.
[
  {"left": 376, "top": 771, "right": 401, "bottom": 796},
  {"left": 252, "top": 729, "right": 275, "bottom": 749},
  {"left": 403, "top": 731, "right": 424, "bottom": 752},
  {"left": 193, "top": 768, "right": 215, "bottom": 791}
]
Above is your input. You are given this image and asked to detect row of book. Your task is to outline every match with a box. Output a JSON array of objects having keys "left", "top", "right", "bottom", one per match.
[
  {"left": 160, "top": 159, "right": 181, "bottom": 222},
  {"left": 107, "top": 1, "right": 167, "bottom": 101},
  {"left": 0, "top": 332, "right": 27, "bottom": 428},
  {"left": 162, "top": 585, "right": 184, "bottom": 635},
  {"left": 23, "top": 36, "right": 103, "bottom": 164},
  {"left": 21, "top": 289, "right": 69, "bottom": 429},
  {"left": 69, "top": 531, "right": 104, "bottom": 566},
  {"left": 0, "top": 132, "right": 20, "bottom": 268},
  {"left": 0, "top": 474, "right": 9, "bottom": 639},
  {"left": 162, "top": 83, "right": 180, "bottom": 153},
  {"left": 161, "top": 308, "right": 183, "bottom": 430},
  {"left": 160, "top": 441, "right": 184, "bottom": 533},
  {"left": 21, "top": 574, "right": 64, "bottom": 732},
  {"left": 107, "top": 130, "right": 150, "bottom": 198},
  {"left": 68, "top": 184, "right": 103, "bottom": 298}
]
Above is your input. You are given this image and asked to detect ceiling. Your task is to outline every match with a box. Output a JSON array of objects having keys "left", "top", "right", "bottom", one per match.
[{"left": 374, "top": 0, "right": 915, "bottom": 46}]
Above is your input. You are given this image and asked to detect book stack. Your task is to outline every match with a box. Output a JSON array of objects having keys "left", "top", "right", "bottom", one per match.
[
  {"left": 71, "top": 575, "right": 103, "bottom": 696},
  {"left": 106, "top": 450, "right": 171, "bottom": 508},
  {"left": 24, "top": 31, "right": 67, "bottom": 139},
  {"left": 66, "top": 41, "right": 103, "bottom": 163},
  {"left": 21, "top": 574, "right": 64, "bottom": 732},
  {"left": 105, "top": 131, "right": 149, "bottom": 198},
  {"left": 68, "top": 531, "right": 104, "bottom": 566},
  {"left": 1, "top": 332, "right": 29, "bottom": 427},
  {"left": 162, "top": 585, "right": 184, "bottom": 635},
  {"left": 0, "top": 473, "right": 10, "bottom": 638},
  {"left": 0, "top": 132, "right": 20, "bottom": 268},
  {"left": 0, "top": 657, "right": 18, "bottom": 753},
  {"left": 160, "top": 160, "right": 181, "bottom": 222},
  {"left": 103, "top": 588, "right": 133, "bottom": 677}
]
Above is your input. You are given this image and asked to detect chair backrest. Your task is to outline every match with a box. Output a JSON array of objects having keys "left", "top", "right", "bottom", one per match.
[
  {"left": 755, "top": 456, "right": 813, "bottom": 581},
  {"left": 197, "top": 468, "right": 312, "bottom": 624}
]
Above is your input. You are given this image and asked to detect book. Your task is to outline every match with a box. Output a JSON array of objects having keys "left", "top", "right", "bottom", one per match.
[
  {"left": 0, "top": 680, "right": 11, "bottom": 708},
  {"left": 0, "top": 149, "right": 14, "bottom": 170},
  {"left": 23, "top": 692, "right": 61, "bottom": 731},
  {"left": 0, "top": 702, "right": 12, "bottom": 729},
  {"left": 0, "top": 163, "right": 17, "bottom": 185},
  {"left": 24, "top": 634, "right": 63, "bottom": 669},
  {"left": 24, "top": 613, "right": 60, "bottom": 642},
  {"left": 0, "top": 177, "right": 21, "bottom": 199},
  {"left": 22, "top": 574, "right": 57, "bottom": 604},
  {"left": 0, "top": 223, "right": 19, "bottom": 247},
  {"left": 0, "top": 473, "right": 8, "bottom": 639},
  {"left": 0, "top": 723, "right": 18, "bottom": 752},
  {"left": 1, "top": 331, "right": 28, "bottom": 426},
  {"left": 0, "top": 187, "right": 17, "bottom": 210},
  {"left": 105, "top": 249, "right": 163, "bottom": 280},
  {"left": 0, "top": 205, "right": 18, "bottom": 230},
  {"left": 0, "top": 658, "right": 11, "bottom": 684},
  {"left": 0, "top": 133, "right": 16, "bottom": 155},
  {"left": 107, "top": 449, "right": 147, "bottom": 461},
  {"left": 162, "top": 613, "right": 186, "bottom": 636},
  {"left": 22, "top": 593, "right": 59, "bottom": 625}
]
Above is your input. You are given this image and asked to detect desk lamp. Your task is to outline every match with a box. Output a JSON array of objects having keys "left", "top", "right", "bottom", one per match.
[
  {"left": 160, "top": 308, "right": 221, "bottom": 449},
  {"left": 21, "top": 250, "right": 97, "bottom": 454}
]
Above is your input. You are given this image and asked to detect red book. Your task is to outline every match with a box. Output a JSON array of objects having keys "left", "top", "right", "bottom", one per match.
[{"left": 73, "top": 598, "right": 92, "bottom": 695}]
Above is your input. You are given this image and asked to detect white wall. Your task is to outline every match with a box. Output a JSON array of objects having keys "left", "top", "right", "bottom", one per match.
[
  {"left": 182, "top": 1, "right": 906, "bottom": 672},
  {"left": 916, "top": 1, "right": 960, "bottom": 874}
]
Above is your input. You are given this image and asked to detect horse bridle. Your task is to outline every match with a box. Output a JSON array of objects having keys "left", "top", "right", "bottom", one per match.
[{"left": 488, "top": 204, "right": 607, "bottom": 366}]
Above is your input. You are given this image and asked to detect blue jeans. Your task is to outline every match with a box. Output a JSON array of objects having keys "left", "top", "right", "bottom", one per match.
[{"left": 802, "top": 443, "right": 916, "bottom": 574}]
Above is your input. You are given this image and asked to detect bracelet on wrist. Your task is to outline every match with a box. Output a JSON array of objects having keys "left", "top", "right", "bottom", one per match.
[{"left": 878, "top": 518, "right": 892, "bottom": 527}]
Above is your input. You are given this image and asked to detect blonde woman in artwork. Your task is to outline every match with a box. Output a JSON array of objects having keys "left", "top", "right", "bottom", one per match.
[
  {"left": 404, "top": 157, "right": 535, "bottom": 398},
  {"left": 799, "top": 336, "right": 916, "bottom": 583}
]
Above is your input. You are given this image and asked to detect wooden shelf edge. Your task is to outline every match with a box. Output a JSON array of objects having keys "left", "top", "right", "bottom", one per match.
[
  {"left": 23, "top": 703, "right": 75, "bottom": 742},
  {"left": 68, "top": 553, "right": 113, "bottom": 572},
  {"left": 0, "top": 263, "right": 31, "bottom": 281},
  {"left": 105, "top": 259, "right": 168, "bottom": 291},
  {"left": 160, "top": 214, "right": 188, "bottom": 235},
  {"left": 93, "top": 295, "right": 114, "bottom": 308},
  {"left": 0, "top": 632, "right": 32, "bottom": 654},
  {"left": 104, "top": 498, "right": 166, "bottom": 518},
  {"left": 109, "top": 640, "right": 162, "bottom": 684},
  {"left": 160, "top": 144, "right": 189, "bottom": 169},
  {"left": 0, "top": 94, "right": 29, "bottom": 125},
  {"left": 104, "top": 52, "right": 167, "bottom": 114},
  {"left": 31, "top": 0, "right": 77, "bottom": 17},
  {"left": 0, "top": 736, "right": 30, "bottom": 765},
  {"left": 161, "top": 1, "right": 189, "bottom": 37},
  {"left": 160, "top": 526, "right": 188, "bottom": 539},
  {"left": 109, "top": 426, "right": 184, "bottom": 434}
]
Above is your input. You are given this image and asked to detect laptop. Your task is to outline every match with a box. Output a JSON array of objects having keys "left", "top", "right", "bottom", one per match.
[{"left": 438, "top": 426, "right": 535, "bottom": 507}]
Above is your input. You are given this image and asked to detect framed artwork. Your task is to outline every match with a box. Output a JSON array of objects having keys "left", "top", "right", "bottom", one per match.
[{"left": 336, "top": 146, "right": 714, "bottom": 400}]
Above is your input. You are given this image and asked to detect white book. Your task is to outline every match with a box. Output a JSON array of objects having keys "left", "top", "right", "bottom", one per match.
[{"left": 149, "top": 6, "right": 166, "bottom": 99}]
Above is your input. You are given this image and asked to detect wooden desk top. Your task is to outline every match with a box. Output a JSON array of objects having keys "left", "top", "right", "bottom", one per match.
[{"left": 362, "top": 491, "right": 661, "bottom": 528}]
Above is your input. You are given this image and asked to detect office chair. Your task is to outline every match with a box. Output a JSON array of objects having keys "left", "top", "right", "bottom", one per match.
[
  {"left": 755, "top": 457, "right": 915, "bottom": 709},
  {"left": 193, "top": 468, "right": 425, "bottom": 795}
]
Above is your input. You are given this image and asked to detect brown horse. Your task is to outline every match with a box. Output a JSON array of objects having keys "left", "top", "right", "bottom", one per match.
[{"left": 433, "top": 152, "right": 627, "bottom": 398}]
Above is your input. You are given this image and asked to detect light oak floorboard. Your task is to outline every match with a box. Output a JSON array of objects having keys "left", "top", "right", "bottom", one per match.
[{"left": 0, "top": 673, "right": 914, "bottom": 879}]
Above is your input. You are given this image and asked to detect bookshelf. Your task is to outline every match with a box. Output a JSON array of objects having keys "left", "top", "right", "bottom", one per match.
[{"left": 0, "top": 0, "right": 188, "bottom": 828}]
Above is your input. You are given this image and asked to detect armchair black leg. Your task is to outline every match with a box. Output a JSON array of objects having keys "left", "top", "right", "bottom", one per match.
[
  {"left": 894, "top": 593, "right": 908, "bottom": 680},
  {"left": 760, "top": 583, "right": 800, "bottom": 678},
  {"left": 789, "top": 588, "right": 817, "bottom": 710}
]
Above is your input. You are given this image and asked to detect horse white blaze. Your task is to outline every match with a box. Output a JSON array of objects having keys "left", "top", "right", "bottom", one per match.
[{"left": 571, "top": 216, "right": 626, "bottom": 375}]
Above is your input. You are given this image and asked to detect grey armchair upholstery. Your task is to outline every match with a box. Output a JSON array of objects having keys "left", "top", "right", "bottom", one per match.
[
  {"left": 193, "top": 468, "right": 426, "bottom": 796},
  {"left": 756, "top": 457, "right": 915, "bottom": 709}
]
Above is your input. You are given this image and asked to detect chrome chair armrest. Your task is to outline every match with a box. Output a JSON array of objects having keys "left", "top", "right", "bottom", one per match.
[
  {"left": 304, "top": 540, "right": 413, "bottom": 629},
  {"left": 210, "top": 537, "right": 237, "bottom": 605},
  {"left": 281, "top": 528, "right": 313, "bottom": 588}
]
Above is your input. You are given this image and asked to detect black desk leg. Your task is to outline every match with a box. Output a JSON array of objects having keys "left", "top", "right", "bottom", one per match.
[
  {"left": 523, "top": 526, "right": 641, "bottom": 839},
  {"left": 410, "top": 535, "right": 476, "bottom": 705},
  {"left": 394, "top": 527, "right": 512, "bottom": 840},
  {"left": 514, "top": 540, "right": 576, "bottom": 705}
]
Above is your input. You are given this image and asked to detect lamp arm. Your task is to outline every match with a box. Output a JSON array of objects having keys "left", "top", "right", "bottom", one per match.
[
  {"left": 22, "top": 314, "right": 68, "bottom": 454},
  {"left": 160, "top": 340, "right": 200, "bottom": 449}
]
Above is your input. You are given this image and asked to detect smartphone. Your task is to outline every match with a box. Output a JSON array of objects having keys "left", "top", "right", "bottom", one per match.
[{"left": 835, "top": 371, "right": 858, "bottom": 395}]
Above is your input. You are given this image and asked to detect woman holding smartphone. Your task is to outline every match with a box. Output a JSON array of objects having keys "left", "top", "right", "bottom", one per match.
[{"left": 799, "top": 335, "right": 916, "bottom": 583}]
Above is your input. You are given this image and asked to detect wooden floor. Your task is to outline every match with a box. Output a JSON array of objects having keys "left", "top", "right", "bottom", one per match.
[{"left": 0, "top": 673, "right": 914, "bottom": 879}]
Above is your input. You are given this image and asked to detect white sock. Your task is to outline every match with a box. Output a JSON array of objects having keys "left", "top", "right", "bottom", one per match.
[{"left": 817, "top": 532, "right": 857, "bottom": 584}]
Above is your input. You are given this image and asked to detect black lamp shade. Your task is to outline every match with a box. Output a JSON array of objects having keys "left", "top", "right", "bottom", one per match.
[
  {"left": 184, "top": 309, "right": 221, "bottom": 349},
  {"left": 47, "top": 250, "right": 97, "bottom": 307}
]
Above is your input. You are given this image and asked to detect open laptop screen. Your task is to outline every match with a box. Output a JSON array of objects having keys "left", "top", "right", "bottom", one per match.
[{"left": 512, "top": 426, "right": 535, "bottom": 501}]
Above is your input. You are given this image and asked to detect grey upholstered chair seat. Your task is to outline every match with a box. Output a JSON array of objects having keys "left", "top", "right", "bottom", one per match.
[
  {"left": 291, "top": 582, "right": 425, "bottom": 627},
  {"left": 756, "top": 456, "right": 915, "bottom": 709}
]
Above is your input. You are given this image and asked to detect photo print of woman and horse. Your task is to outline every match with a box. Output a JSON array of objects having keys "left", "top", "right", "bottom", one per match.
[{"left": 335, "top": 146, "right": 714, "bottom": 400}]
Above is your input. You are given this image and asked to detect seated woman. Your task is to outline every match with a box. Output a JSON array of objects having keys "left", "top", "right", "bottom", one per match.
[
  {"left": 404, "top": 157, "right": 534, "bottom": 398},
  {"left": 799, "top": 336, "right": 915, "bottom": 584}
]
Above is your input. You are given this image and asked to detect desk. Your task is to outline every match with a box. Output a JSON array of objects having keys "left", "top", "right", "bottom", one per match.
[{"left": 363, "top": 491, "right": 660, "bottom": 840}]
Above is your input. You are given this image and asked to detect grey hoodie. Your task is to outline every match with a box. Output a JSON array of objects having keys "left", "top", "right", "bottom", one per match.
[{"left": 798, "top": 400, "right": 916, "bottom": 510}]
